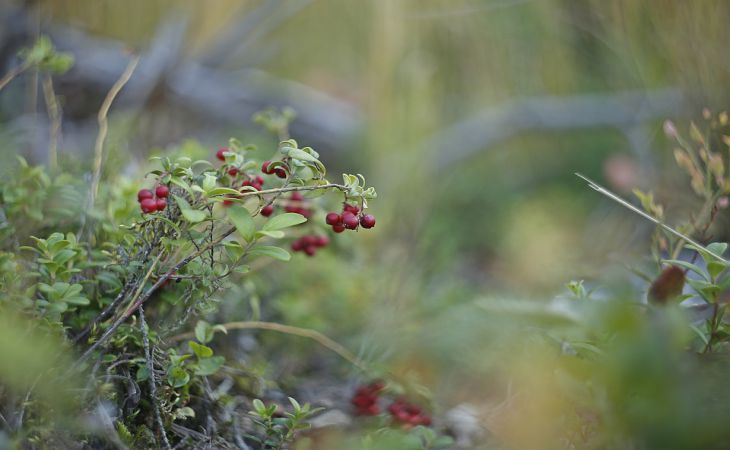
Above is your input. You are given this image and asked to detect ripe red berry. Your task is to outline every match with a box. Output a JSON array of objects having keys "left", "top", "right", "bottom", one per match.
[
  {"left": 302, "top": 235, "right": 317, "bottom": 247},
  {"left": 314, "top": 235, "right": 329, "bottom": 247},
  {"left": 332, "top": 224, "right": 345, "bottom": 233},
  {"left": 228, "top": 167, "right": 239, "bottom": 176},
  {"left": 303, "top": 245, "right": 316, "bottom": 257},
  {"left": 155, "top": 185, "right": 169, "bottom": 198},
  {"left": 275, "top": 167, "right": 287, "bottom": 179},
  {"left": 155, "top": 198, "right": 167, "bottom": 211},
  {"left": 140, "top": 198, "right": 157, "bottom": 214},
  {"left": 254, "top": 175, "right": 265, "bottom": 186},
  {"left": 261, "top": 160, "right": 273, "bottom": 174},
  {"left": 342, "top": 212, "right": 359, "bottom": 230},
  {"left": 137, "top": 189, "right": 154, "bottom": 202},
  {"left": 291, "top": 239, "right": 304, "bottom": 252},
  {"left": 325, "top": 212, "right": 341, "bottom": 226},
  {"left": 216, "top": 147, "right": 228, "bottom": 161},
  {"left": 343, "top": 203, "right": 360, "bottom": 214},
  {"left": 290, "top": 191, "right": 304, "bottom": 201},
  {"left": 360, "top": 214, "right": 376, "bottom": 229},
  {"left": 260, "top": 205, "right": 274, "bottom": 217}
]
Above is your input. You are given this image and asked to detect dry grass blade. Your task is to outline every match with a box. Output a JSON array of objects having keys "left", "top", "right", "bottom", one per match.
[
  {"left": 172, "top": 321, "right": 368, "bottom": 372},
  {"left": 575, "top": 173, "right": 728, "bottom": 264},
  {"left": 89, "top": 55, "right": 140, "bottom": 208}
]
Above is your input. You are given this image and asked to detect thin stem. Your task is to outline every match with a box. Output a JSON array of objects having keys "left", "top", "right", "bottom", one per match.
[
  {"left": 139, "top": 306, "right": 172, "bottom": 450},
  {"left": 41, "top": 74, "right": 61, "bottom": 172},
  {"left": 87, "top": 56, "right": 140, "bottom": 215},
  {"left": 0, "top": 61, "right": 31, "bottom": 92},
  {"left": 171, "top": 321, "right": 368, "bottom": 372}
]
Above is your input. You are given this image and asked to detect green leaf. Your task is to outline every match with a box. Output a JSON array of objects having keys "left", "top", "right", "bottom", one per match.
[
  {"left": 263, "top": 213, "right": 306, "bottom": 231},
  {"left": 227, "top": 206, "right": 256, "bottom": 242},
  {"left": 167, "top": 366, "right": 190, "bottom": 388},
  {"left": 247, "top": 246, "right": 291, "bottom": 261},
  {"left": 195, "top": 356, "right": 225, "bottom": 376},
  {"left": 174, "top": 195, "right": 206, "bottom": 223},
  {"left": 207, "top": 187, "right": 241, "bottom": 197},
  {"left": 252, "top": 399, "right": 267, "bottom": 416},
  {"left": 255, "top": 230, "right": 285, "bottom": 239},
  {"left": 188, "top": 341, "right": 213, "bottom": 358},
  {"left": 195, "top": 320, "right": 214, "bottom": 344},
  {"left": 663, "top": 259, "right": 708, "bottom": 281}
]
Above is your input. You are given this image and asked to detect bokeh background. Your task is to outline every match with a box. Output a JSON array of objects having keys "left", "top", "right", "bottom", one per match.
[{"left": 3, "top": 1, "right": 730, "bottom": 448}]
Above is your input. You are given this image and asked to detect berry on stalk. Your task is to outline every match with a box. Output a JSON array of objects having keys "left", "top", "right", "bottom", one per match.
[
  {"left": 216, "top": 147, "right": 229, "bottom": 161},
  {"left": 155, "top": 185, "right": 169, "bottom": 198},
  {"left": 140, "top": 198, "right": 157, "bottom": 214},
  {"left": 137, "top": 189, "right": 154, "bottom": 202},
  {"left": 360, "top": 214, "right": 376, "bottom": 229},
  {"left": 260, "top": 204, "right": 274, "bottom": 217}
]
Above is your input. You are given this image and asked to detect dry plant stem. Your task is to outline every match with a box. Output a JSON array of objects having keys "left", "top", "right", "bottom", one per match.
[
  {"left": 575, "top": 173, "right": 728, "bottom": 263},
  {"left": 172, "top": 321, "right": 368, "bottom": 372},
  {"left": 75, "top": 183, "right": 347, "bottom": 366},
  {"left": 88, "top": 55, "right": 140, "bottom": 212},
  {"left": 139, "top": 306, "right": 172, "bottom": 450},
  {"left": 0, "top": 61, "right": 31, "bottom": 91},
  {"left": 41, "top": 74, "right": 62, "bottom": 172}
]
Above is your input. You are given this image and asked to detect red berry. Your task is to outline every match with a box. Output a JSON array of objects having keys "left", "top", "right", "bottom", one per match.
[
  {"left": 360, "top": 214, "right": 376, "bottom": 229},
  {"left": 314, "top": 235, "right": 330, "bottom": 247},
  {"left": 140, "top": 198, "right": 157, "bottom": 214},
  {"left": 344, "top": 203, "right": 360, "bottom": 214},
  {"left": 325, "top": 212, "right": 341, "bottom": 226},
  {"left": 275, "top": 168, "right": 287, "bottom": 179},
  {"left": 284, "top": 205, "right": 297, "bottom": 213},
  {"left": 302, "top": 235, "right": 317, "bottom": 247},
  {"left": 291, "top": 239, "right": 304, "bottom": 252},
  {"left": 216, "top": 147, "right": 228, "bottom": 161},
  {"left": 155, "top": 185, "right": 169, "bottom": 198},
  {"left": 290, "top": 191, "right": 304, "bottom": 201},
  {"left": 155, "top": 198, "right": 167, "bottom": 211},
  {"left": 260, "top": 205, "right": 274, "bottom": 217},
  {"left": 254, "top": 176, "right": 265, "bottom": 185},
  {"left": 223, "top": 200, "right": 234, "bottom": 207},
  {"left": 342, "top": 212, "right": 359, "bottom": 230},
  {"left": 228, "top": 167, "right": 239, "bottom": 176},
  {"left": 137, "top": 189, "right": 154, "bottom": 202},
  {"left": 332, "top": 224, "right": 345, "bottom": 233},
  {"left": 261, "top": 160, "right": 273, "bottom": 174},
  {"left": 304, "top": 245, "right": 316, "bottom": 257}
]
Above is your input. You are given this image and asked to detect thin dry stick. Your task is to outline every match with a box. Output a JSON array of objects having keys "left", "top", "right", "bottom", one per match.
[
  {"left": 139, "top": 306, "right": 172, "bottom": 450},
  {"left": 0, "top": 61, "right": 30, "bottom": 92},
  {"left": 575, "top": 173, "right": 728, "bottom": 264},
  {"left": 41, "top": 74, "right": 61, "bottom": 172},
  {"left": 88, "top": 55, "right": 140, "bottom": 209},
  {"left": 171, "top": 321, "right": 368, "bottom": 371}
]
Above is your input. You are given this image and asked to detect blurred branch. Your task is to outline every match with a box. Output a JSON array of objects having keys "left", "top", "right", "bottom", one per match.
[
  {"left": 41, "top": 15, "right": 359, "bottom": 148},
  {"left": 428, "top": 88, "right": 692, "bottom": 169}
]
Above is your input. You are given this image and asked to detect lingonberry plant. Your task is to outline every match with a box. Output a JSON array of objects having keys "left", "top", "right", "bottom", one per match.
[{"left": 0, "top": 97, "right": 380, "bottom": 447}]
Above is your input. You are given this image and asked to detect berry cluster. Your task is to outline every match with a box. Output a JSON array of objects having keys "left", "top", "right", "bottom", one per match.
[
  {"left": 283, "top": 191, "right": 312, "bottom": 218},
  {"left": 351, "top": 381, "right": 385, "bottom": 416},
  {"left": 325, "top": 204, "right": 375, "bottom": 233},
  {"left": 291, "top": 234, "right": 329, "bottom": 257},
  {"left": 388, "top": 398, "right": 432, "bottom": 427},
  {"left": 261, "top": 160, "right": 288, "bottom": 179},
  {"left": 350, "top": 381, "right": 432, "bottom": 427},
  {"left": 137, "top": 185, "right": 169, "bottom": 214}
]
